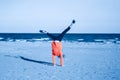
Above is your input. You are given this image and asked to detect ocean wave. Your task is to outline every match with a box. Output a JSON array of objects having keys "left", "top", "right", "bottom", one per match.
[
  {"left": 26, "top": 38, "right": 49, "bottom": 42},
  {"left": 77, "top": 39, "right": 84, "bottom": 42},
  {"left": 0, "top": 38, "right": 50, "bottom": 42},
  {"left": 94, "top": 39, "right": 120, "bottom": 44},
  {"left": 0, "top": 37, "right": 120, "bottom": 44},
  {"left": 33, "top": 38, "right": 49, "bottom": 41},
  {"left": 0, "top": 37, "right": 3, "bottom": 40}
]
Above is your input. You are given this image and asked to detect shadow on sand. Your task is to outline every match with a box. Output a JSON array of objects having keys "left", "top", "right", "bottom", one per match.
[
  {"left": 4, "top": 55, "right": 53, "bottom": 66},
  {"left": 19, "top": 56, "right": 53, "bottom": 66}
]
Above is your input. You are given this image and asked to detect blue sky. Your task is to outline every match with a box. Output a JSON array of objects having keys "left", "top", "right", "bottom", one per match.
[{"left": 0, "top": 0, "right": 120, "bottom": 33}]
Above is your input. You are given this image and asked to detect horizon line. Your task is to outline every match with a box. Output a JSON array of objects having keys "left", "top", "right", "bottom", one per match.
[{"left": 0, "top": 32, "right": 120, "bottom": 34}]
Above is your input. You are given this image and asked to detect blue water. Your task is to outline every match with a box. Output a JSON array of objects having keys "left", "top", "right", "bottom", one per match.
[{"left": 0, "top": 33, "right": 120, "bottom": 43}]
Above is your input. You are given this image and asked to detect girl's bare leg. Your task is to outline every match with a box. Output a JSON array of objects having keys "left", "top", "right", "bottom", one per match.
[{"left": 52, "top": 54, "right": 56, "bottom": 66}]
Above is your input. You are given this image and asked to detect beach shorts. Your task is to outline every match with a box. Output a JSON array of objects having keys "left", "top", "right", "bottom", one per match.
[{"left": 52, "top": 41, "right": 62, "bottom": 56}]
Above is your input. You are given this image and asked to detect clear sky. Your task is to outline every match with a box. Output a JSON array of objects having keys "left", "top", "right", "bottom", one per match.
[{"left": 0, "top": 0, "right": 120, "bottom": 33}]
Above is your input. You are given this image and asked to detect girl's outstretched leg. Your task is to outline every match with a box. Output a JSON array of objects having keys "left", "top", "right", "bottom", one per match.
[
  {"left": 39, "top": 30, "right": 56, "bottom": 40},
  {"left": 57, "top": 27, "right": 71, "bottom": 41},
  {"left": 47, "top": 33, "right": 56, "bottom": 40}
]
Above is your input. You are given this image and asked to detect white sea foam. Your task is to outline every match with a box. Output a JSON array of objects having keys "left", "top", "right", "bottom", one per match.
[
  {"left": 0, "top": 37, "right": 3, "bottom": 40},
  {"left": 0, "top": 37, "right": 120, "bottom": 45},
  {"left": 77, "top": 39, "right": 84, "bottom": 41},
  {"left": 32, "top": 38, "right": 49, "bottom": 41}
]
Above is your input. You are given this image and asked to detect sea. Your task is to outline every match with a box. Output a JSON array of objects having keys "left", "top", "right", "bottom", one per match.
[{"left": 0, "top": 33, "right": 120, "bottom": 44}]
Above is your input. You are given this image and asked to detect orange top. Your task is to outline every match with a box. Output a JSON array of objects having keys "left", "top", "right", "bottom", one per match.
[{"left": 52, "top": 41, "right": 62, "bottom": 56}]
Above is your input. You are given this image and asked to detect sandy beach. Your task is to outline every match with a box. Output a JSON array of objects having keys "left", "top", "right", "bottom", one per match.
[{"left": 0, "top": 41, "right": 120, "bottom": 80}]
